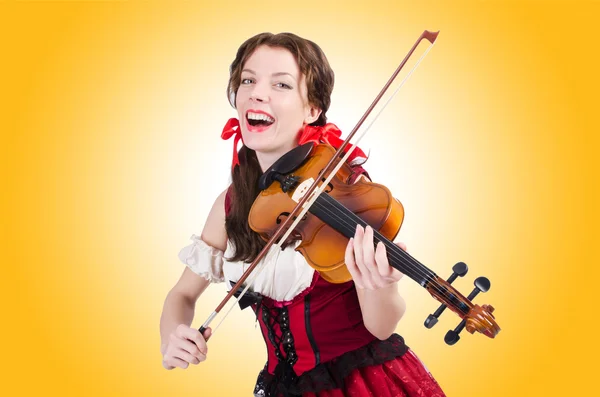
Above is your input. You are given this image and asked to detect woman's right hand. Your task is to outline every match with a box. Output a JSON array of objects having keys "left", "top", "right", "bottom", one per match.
[{"left": 162, "top": 324, "right": 212, "bottom": 370}]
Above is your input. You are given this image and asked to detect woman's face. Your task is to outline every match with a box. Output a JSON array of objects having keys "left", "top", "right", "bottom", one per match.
[{"left": 235, "top": 45, "right": 320, "bottom": 161}]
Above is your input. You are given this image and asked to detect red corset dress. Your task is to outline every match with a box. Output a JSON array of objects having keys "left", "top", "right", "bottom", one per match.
[
  {"left": 231, "top": 269, "right": 447, "bottom": 397},
  {"left": 177, "top": 164, "right": 447, "bottom": 397}
]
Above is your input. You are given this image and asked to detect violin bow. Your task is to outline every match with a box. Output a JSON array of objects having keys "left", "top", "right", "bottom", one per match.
[{"left": 200, "top": 30, "right": 440, "bottom": 339}]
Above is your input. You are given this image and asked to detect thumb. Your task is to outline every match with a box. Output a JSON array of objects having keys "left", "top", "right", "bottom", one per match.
[{"left": 202, "top": 327, "right": 212, "bottom": 340}]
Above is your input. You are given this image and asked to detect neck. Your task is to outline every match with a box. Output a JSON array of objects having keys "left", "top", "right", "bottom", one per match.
[
  {"left": 255, "top": 152, "right": 283, "bottom": 173},
  {"left": 255, "top": 142, "right": 299, "bottom": 173}
]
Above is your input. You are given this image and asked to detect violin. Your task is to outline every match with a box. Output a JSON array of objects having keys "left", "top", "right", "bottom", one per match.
[
  {"left": 200, "top": 30, "right": 500, "bottom": 345},
  {"left": 248, "top": 142, "right": 500, "bottom": 342}
]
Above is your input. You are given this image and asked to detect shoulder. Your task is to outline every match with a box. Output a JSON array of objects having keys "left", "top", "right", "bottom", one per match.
[
  {"left": 205, "top": 187, "right": 228, "bottom": 222},
  {"left": 200, "top": 187, "right": 230, "bottom": 252},
  {"left": 223, "top": 184, "right": 233, "bottom": 215},
  {"left": 215, "top": 186, "right": 230, "bottom": 212}
]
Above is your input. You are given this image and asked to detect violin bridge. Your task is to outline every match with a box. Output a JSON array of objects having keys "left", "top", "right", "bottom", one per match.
[{"left": 291, "top": 177, "right": 316, "bottom": 205}]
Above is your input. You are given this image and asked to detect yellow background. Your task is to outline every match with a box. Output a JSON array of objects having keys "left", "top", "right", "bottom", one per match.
[{"left": 2, "top": 0, "right": 598, "bottom": 396}]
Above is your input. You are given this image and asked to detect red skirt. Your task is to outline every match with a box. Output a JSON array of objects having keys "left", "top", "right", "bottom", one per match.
[{"left": 302, "top": 349, "right": 446, "bottom": 397}]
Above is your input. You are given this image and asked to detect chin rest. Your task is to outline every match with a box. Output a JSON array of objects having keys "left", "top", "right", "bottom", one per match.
[{"left": 258, "top": 143, "right": 314, "bottom": 191}]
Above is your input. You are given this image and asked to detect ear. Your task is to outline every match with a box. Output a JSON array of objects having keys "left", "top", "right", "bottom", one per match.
[{"left": 305, "top": 105, "right": 322, "bottom": 125}]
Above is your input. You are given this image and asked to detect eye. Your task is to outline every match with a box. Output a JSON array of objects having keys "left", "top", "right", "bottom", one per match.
[
  {"left": 241, "top": 78, "right": 254, "bottom": 85},
  {"left": 275, "top": 82, "right": 292, "bottom": 89}
]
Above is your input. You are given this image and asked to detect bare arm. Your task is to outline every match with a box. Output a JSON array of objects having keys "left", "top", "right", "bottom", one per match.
[
  {"left": 356, "top": 279, "right": 406, "bottom": 340},
  {"left": 159, "top": 269, "right": 210, "bottom": 355},
  {"left": 160, "top": 187, "right": 228, "bottom": 361}
]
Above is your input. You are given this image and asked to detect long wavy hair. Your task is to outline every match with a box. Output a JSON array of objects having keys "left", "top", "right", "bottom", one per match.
[{"left": 224, "top": 32, "right": 335, "bottom": 263}]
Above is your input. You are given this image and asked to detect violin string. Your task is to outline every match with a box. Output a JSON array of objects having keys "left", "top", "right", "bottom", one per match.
[
  {"left": 313, "top": 194, "right": 458, "bottom": 305},
  {"left": 317, "top": 192, "right": 432, "bottom": 278},
  {"left": 313, "top": 196, "right": 466, "bottom": 313},
  {"left": 310, "top": 195, "right": 465, "bottom": 312},
  {"left": 314, "top": 195, "right": 428, "bottom": 282}
]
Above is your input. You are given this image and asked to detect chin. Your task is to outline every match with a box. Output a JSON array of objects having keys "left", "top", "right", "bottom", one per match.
[
  {"left": 242, "top": 132, "right": 277, "bottom": 152},
  {"left": 242, "top": 138, "right": 265, "bottom": 152}
]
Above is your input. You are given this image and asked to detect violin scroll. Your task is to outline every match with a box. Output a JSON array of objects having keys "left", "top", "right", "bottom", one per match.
[
  {"left": 465, "top": 303, "right": 497, "bottom": 337},
  {"left": 425, "top": 266, "right": 500, "bottom": 345}
]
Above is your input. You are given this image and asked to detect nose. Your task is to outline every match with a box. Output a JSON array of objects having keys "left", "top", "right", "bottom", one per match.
[{"left": 249, "top": 81, "right": 269, "bottom": 102}]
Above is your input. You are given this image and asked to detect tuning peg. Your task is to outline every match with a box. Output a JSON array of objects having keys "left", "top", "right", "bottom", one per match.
[
  {"left": 444, "top": 319, "right": 466, "bottom": 345},
  {"left": 467, "top": 277, "right": 490, "bottom": 299},
  {"left": 424, "top": 262, "right": 468, "bottom": 328},
  {"left": 444, "top": 276, "right": 492, "bottom": 345}
]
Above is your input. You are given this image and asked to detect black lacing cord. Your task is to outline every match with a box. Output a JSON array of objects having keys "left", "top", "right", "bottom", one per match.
[{"left": 261, "top": 305, "right": 298, "bottom": 365}]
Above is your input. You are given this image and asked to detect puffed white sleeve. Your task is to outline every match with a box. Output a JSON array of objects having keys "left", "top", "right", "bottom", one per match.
[{"left": 177, "top": 234, "right": 225, "bottom": 283}]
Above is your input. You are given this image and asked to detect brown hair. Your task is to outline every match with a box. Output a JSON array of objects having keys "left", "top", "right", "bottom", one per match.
[{"left": 225, "top": 32, "right": 335, "bottom": 263}]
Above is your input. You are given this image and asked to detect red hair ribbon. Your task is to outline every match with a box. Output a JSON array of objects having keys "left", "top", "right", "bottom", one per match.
[
  {"left": 221, "top": 118, "right": 243, "bottom": 169},
  {"left": 221, "top": 119, "right": 366, "bottom": 170},
  {"left": 297, "top": 123, "right": 367, "bottom": 163}
]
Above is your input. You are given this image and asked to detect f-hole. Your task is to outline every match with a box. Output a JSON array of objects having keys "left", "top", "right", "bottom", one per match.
[
  {"left": 318, "top": 169, "right": 334, "bottom": 193},
  {"left": 320, "top": 178, "right": 333, "bottom": 193},
  {"left": 276, "top": 212, "right": 308, "bottom": 225}
]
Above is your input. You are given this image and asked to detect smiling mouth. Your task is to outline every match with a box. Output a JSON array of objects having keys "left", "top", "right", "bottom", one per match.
[{"left": 246, "top": 111, "right": 275, "bottom": 128}]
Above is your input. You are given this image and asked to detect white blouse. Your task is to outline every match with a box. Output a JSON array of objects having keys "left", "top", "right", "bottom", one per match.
[{"left": 178, "top": 234, "right": 315, "bottom": 302}]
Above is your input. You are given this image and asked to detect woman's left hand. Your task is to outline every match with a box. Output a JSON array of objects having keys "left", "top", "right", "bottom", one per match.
[{"left": 345, "top": 224, "right": 406, "bottom": 290}]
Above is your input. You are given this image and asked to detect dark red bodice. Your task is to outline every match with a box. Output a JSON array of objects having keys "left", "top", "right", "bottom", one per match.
[{"left": 255, "top": 271, "right": 377, "bottom": 376}]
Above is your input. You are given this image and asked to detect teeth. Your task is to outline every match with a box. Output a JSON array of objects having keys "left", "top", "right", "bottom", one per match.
[{"left": 247, "top": 112, "right": 274, "bottom": 123}]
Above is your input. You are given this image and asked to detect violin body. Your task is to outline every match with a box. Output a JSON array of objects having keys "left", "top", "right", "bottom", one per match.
[{"left": 249, "top": 144, "right": 404, "bottom": 284}]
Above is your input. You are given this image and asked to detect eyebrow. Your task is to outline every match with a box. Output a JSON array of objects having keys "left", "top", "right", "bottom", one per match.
[{"left": 242, "top": 69, "right": 297, "bottom": 80}]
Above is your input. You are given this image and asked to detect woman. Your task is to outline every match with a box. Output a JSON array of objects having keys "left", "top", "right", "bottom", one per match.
[{"left": 160, "top": 32, "right": 446, "bottom": 397}]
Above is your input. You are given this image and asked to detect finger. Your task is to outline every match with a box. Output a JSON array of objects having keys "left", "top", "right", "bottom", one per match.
[
  {"left": 173, "top": 327, "right": 208, "bottom": 358},
  {"left": 178, "top": 326, "right": 208, "bottom": 355},
  {"left": 397, "top": 241, "right": 407, "bottom": 252},
  {"left": 363, "top": 226, "right": 386, "bottom": 288},
  {"left": 168, "top": 334, "right": 206, "bottom": 363},
  {"left": 166, "top": 356, "right": 190, "bottom": 370},
  {"left": 345, "top": 238, "right": 364, "bottom": 288},
  {"left": 374, "top": 240, "right": 391, "bottom": 277},
  {"left": 173, "top": 335, "right": 205, "bottom": 360},
  {"left": 167, "top": 333, "right": 206, "bottom": 360},
  {"left": 376, "top": 241, "right": 404, "bottom": 281},
  {"left": 173, "top": 348, "right": 202, "bottom": 365},
  {"left": 353, "top": 225, "right": 374, "bottom": 289},
  {"left": 162, "top": 360, "right": 175, "bottom": 370}
]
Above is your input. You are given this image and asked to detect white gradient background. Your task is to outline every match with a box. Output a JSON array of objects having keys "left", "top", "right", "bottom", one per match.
[{"left": 1, "top": 0, "right": 598, "bottom": 396}]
